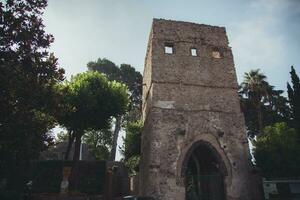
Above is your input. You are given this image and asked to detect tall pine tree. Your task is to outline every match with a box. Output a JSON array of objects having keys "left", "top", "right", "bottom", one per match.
[{"left": 287, "top": 66, "right": 300, "bottom": 137}]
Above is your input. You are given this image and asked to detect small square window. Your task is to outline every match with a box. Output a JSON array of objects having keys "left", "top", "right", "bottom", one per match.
[
  {"left": 191, "top": 48, "right": 197, "bottom": 56},
  {"left": 212, "top": 50, "right": 221, "bottom": 59},
  {"left": 164, "top": 44, "right": 173, "bottom": 54}
]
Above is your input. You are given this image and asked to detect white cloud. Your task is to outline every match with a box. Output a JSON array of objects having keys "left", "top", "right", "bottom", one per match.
[{"left": 229, "top": 0, "right": 290, "bottom": 83}]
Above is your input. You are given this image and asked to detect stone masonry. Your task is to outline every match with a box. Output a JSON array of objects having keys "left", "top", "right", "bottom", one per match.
[{"left": 140, "top": 19, "right": 256, "bottom": 200}]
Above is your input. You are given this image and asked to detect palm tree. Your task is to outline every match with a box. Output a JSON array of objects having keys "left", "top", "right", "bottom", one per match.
[{"left": 240, "top": 69, "right": 271, "bottom": 134}]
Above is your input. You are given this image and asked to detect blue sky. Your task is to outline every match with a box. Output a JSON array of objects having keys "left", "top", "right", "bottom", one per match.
[
  {"left": 44, "top": 0, "right": 300, "bottom": 90},
  {"left": 43, "top": 0, "right": 300, "bottom": 159}
]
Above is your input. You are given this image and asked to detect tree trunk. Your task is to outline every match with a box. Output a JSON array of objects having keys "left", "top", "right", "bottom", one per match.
[
  {"left": 109, "top": 116, "right": 122, "bottom": 161},
  {"left": 73, "top": 135, "right": 82, "bottom": 161},
  {"left": 64, "top": 131, "right": 75, "bottom": 160},
  {"left": 70, "top": 135, "right": 82, "bottom": 190}
]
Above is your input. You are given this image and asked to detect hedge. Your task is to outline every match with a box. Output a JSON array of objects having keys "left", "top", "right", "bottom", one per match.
[{"left": 0, "top": 160, "right": 106, "bottom": 199}]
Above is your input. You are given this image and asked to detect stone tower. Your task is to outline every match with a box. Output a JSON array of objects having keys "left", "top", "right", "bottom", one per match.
[{"left": 140, "top": 19, "right": 255, "bottom": 200}]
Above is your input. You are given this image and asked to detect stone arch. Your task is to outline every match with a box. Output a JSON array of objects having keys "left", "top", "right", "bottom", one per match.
[
  {"left": 178, "top": 139, "right": 230, "bottom": 200},
  {"left": 176, "top": 135, "right": 233, "bottom": 200},
  {"left": 180, "top": 140, "right": 228, "bottom": 178}
]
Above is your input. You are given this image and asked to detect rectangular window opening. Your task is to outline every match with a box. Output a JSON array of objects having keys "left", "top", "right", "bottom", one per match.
[
  {"left": 164, "top": 43, "right": 173, "bottom": 54},
  {"left": 191, "top": 48, "right": 197, "bottom": 56}
]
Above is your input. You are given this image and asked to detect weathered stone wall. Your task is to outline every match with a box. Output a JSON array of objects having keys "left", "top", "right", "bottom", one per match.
[{"left": 140, "top": 19, "right": 256, "bottom": 200}]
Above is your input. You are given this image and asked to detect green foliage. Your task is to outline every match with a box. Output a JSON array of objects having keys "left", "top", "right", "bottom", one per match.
[
  {"left": 122, "top": 120, "right": 143, "bottom": 160},
  {"left": 87, "top": 58, "right": 121, "bottom": 82},
  {"left": 240, "top": 69, "right": 272, "bottom": 135},
  {"left": 57, "top": 71, "right": 129, "bottom": 160},
  {"left": 0, "top": 0, "right": 65, "bottom": 161},
  {"left": 58, "top": 71, "right": 128, "bottom": 133},
  {"left": 121, "top": 120, "right": 143, "bottom": 174},
  {"left": 287, "top": 66, "right": 300, "bottom": 135},
  {"left": 241, "top": 69, "right": 269, "bottom": 100},
  {"left": 240, "top": 69, "right": 291, "bottom": 137},
  {"left": 125, "top": 155, "right": 140, "bottom": 175},
  {"left": 87, "top": 58, "right": 142, "bottom": 160},
  {"left": 87, "top": 58, "right": 142, "bottom": 109},
  {"left": 253, "top": 122, "right": 300, "bottom": 178},
  {"left": 82, "top": 129, "right": 113, "bottom": 160}
]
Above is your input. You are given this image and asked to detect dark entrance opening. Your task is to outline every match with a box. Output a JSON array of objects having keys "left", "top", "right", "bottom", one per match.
[{"left": 184, "top": 142, "right": 226, "bottom": 200}]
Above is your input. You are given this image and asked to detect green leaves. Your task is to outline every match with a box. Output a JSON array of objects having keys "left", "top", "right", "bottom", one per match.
[
  {"left": 0, "top": 0, "right": 65, "bottom": 161},
  {"left": 287, "top": 66, "right": 300, "bottom": 134},
  {"left": 86, "top": 58, "right": 142, "bottom": 160},
  {"left": 121, "top": 120, "right": 143, "bottom": 174},
  {"left": 240, "top": 69, "right": 291, "bottom": 137},
  {"left": 82, "top": 129, "right": 113, "bottom": 160},
  {"left": 58, "top": 71, "right": 129, "bottom": 136},
  {"left": 253, "top": 122, "right": 300, "bottom": 178},
  {"left": 87, "top": 58, "right": 142, "bottom": 110}
]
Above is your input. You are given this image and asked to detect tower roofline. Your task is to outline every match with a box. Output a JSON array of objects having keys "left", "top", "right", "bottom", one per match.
[{"left": 152, "top": 18, "right": 226, "bottom": 30}]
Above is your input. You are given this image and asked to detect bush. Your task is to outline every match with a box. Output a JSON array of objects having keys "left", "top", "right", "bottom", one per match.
[
  {"left": 253, "top": 122, "right": 300, "bottom": 178},
  {"left": 31, "top": 161, "right": 64, "bottom": 193},
  {"left": 0, "top": 160, "right": 106, "bottom": 196},
  {"left": 69, "top": 161, "right": 106, "bottom": 194}
]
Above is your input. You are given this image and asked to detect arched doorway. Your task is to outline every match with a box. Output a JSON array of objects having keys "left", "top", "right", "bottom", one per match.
[{"left": 183, "top": 141, "right": 226, "bottom": 200}]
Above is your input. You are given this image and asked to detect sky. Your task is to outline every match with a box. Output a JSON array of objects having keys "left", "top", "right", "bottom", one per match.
[{"left": 43, "top": 0, "right": 300, "bottom": 160}]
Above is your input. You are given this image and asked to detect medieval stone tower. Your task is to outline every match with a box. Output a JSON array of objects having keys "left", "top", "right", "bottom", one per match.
[{"left": 140, "top": 19, "right": 255, "bottom": 200}]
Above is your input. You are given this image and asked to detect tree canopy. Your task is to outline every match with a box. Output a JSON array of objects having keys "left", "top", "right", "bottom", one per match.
[
  {"left": 87, "top": 58, "right": 142, "bottom": 116},
  {"left": 239, "top": 69, "right": 291, "bottom": 137},
  {"left": 58, "top": 72, "right": 128, "bottom": 132},
  {"left": 0, "top": 0, "right": 65, "bottom": 161},
  {"left": 253, "top": 122, "right": 300, "bottom": 178},
  {"left": 287, "top": 66, "right": 300, "bottom": 136},
  {"left": 57, "top": 71, "right": 129, "bottom": 160},
  {"left": 87, "top": 58, "right": 142, "bottom": 160}
]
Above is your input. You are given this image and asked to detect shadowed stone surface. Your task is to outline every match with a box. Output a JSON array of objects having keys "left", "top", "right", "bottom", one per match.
[{"left": 140, "top": 19, "right": 257, "bottom": 200}]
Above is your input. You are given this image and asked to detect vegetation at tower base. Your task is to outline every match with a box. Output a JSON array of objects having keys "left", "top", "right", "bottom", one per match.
[
  {"left": 0, "top": 0, "right": 65, "bottom": 162},
  {"left": 253, "top": 122, "right": 300, "bottom": 178},
  {"left": 87, "top": 58, "right": 143, "bottom": 161},
  {"left": 57, "top": 71, "right": 129, "bottom": 162},
  {"left": 121, "top": 120, "right": 143, "bottom": 175},
  {"left": 287, "top": 66, "right": 300, "bottom": 137},
  {"left": 239, "top": 69, "right": 291, "bottom": 138}
]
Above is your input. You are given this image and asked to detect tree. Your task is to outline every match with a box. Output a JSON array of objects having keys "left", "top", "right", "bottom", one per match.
[
  {"left": 57, "top": 71, "right": 129, "bottom": 161},
  {"left": 240, "top": 69, "right": 270, "bottom": 135},
  {"left": 55, "top": 129, "right": 112, "bottom": 160},
  {"left": 240, "top": 69, "right": 290, "bottom": 137},
  {"left": 82, "top": 128, "right": 113, "bottom": 160},
  {"left": 57, "top": 71, "right": 128, "bottom": 189},
  {"left": 122, "top": 120, "right": 143, "bottom": 160},
  {"left": 0, "top": 0, "right": 65, "bottom": 161},
  {"left": 121, "top": 120, "right": 143, "bottom": 175},
  {"left": 287, "top": 66, "right": 300, "bottom": 135},
  {"left": 253, "top": 122, "right": 300, "bottom": 178},
  {"left": 87, "top": 58, "right": 142, "bottom": 160}
]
